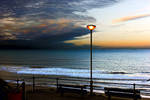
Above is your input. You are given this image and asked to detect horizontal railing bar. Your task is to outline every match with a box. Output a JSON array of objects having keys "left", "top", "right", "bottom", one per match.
[
  {"left": 3, "top": 75, "right": 148, "bottom": 81},
  {"left": 6, "top": 76, "right": 150, "bottom": 87}
]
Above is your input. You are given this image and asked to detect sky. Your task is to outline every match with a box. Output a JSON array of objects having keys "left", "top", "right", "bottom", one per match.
[{"left": 0, "top": 0, "right": 150, "bottom": 49}]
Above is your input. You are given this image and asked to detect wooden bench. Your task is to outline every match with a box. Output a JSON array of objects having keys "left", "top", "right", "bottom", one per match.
[
  {"left": 57, "top": 84, "right": 87, "bottom": 96},
  {"left": 104, "top": 87, "right": 141, "bottom": 100}
]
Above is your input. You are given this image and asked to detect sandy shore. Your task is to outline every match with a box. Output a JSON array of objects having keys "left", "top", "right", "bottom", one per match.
[{"left": 1, "top": 71, "right": 150, "bottom": 100}]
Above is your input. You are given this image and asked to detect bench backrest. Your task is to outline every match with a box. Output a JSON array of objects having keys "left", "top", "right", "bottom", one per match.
[
  {"left": 59, "top": 84, "right": 86, "bottom": 89},
  {"left": 104, "top": 87, "right": 140, "bottom": 93}
]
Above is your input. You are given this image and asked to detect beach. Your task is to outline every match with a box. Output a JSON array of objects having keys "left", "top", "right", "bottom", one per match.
[
  {"left": 1, "top": 70, "right": 150, "bottom": 100},
  {"left": 6, "top": 82, "right": 150, "bottom": 100},
  {"left": 25, "top": 85, "right": 150, "bottom": 100}
]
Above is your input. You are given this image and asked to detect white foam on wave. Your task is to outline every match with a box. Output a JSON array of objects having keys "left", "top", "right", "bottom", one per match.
[
  {"left": 1, "top": 65, "right": 149, "bottom": 81},
  {"left": 1, "top": 65, "right": 150, "bottom": 84}
]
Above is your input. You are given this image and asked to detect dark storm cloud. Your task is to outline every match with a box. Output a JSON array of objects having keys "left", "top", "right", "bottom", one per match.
[{"left": 0, "top": 0, "right": 119, "bottom": 49}]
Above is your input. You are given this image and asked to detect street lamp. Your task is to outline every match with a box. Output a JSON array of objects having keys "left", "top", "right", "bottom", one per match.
[{"left": 87, "top": 25, "right": 96, "bottom": 95}]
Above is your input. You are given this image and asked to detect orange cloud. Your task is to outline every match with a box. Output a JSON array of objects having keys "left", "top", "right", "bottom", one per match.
[
  {"left": 37, "top": 24, "right": 47, "bottom": 28},
  {"left": 57, "top": 18, "right": 72, "bottom": 24},
  {"left": 112, "top": 14, "right": 150, "bottom": 23},
  {"left": 47, "top": 18, "right": 72, "bottom": 25},
  {"left": 22, "top": 30, "right": 30, "bottom": 34},
  {"left": 47, "top": 19, "right": 56, "bottom": 24}
]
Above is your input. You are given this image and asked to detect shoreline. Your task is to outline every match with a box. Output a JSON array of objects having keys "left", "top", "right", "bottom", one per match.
[
  {"left": 1, "top": 64, "right": 150, "bottom": 82},
  {"left": 1, "top": 71, "right": 150, "bottom": 99}
]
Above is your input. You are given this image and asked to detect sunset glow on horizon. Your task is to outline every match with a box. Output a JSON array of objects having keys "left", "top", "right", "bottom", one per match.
[{"left": 65, "top": 0, "right": 150, "bottom": 48}]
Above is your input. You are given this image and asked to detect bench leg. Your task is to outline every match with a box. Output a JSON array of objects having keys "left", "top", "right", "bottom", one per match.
[
  {"left": 108, "top": 95, "right": 111, "bottom": 100},
  {"left": 61, "top": 90, "right": 64, "bottom": 96},
  {"left": 133, "top": 98, "right": 137, "bottom": 100},
  {"left": 81, "top": 92, "right": 86, "bottom": 97}
]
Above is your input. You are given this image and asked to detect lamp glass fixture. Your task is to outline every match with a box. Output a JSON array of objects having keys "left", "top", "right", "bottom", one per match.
[{"left": 87, "top": 25, "right": 96, "bottom": 30}]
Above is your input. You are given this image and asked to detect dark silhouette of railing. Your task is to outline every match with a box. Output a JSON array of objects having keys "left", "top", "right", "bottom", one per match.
[{"left": 4, "top": 75, "right": 150, "bottom": 97}]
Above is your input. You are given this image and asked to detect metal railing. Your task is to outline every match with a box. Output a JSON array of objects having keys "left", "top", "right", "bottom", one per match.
[{"left": 3, "top": 75, "right": 150, "bottom": 96}]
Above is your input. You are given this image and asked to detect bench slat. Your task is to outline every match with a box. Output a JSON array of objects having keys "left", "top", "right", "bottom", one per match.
[
  {"left": 105, "top": 92, "right": 141, "bottom": 99},
  {"left": 60, "top": 88, "right": 87, "bottom": 94},
  {"left": 58, "top": 84, "right": 87, "bottom": 96},
  {"left": 59, "top": 84, "right": 86, "bottom": 88},
  {"left": 104, "top": 87, "right": 140, "bottom": 93}
]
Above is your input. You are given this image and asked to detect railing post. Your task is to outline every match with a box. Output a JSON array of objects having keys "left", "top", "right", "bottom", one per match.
[
  {"left": 22, "top": 81, "right": 25, "bottom": 100},
  {"left": 56, "top": 78, "right": 59, "bottom": 90},
  {"left": 133, "top": 83, "right": 135, "bottom": 91},
  {"left": 32, "top": 75, "right": 35, "bottom": 92},
  {"left": 90, "top": 80, "right": 93, "bottom": 95},
  {"left": 17, "top": 78, "right": 19, "bottom": 88},
  {"left": 133, "top": 83, "right": 136, "bottom": 100}
]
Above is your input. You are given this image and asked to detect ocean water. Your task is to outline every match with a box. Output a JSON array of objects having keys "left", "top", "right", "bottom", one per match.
[{"left": 1, "top": 49, "right": 150, "bottom": 83}]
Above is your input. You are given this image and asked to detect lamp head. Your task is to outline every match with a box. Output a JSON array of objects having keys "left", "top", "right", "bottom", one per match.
[{"left": 87, "top": 25, "right": 96, "bottom": 30}]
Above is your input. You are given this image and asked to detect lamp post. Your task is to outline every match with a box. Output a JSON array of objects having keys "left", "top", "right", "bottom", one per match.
[{"left": 87, "top": 25, "right": 96, "bottom": 95}]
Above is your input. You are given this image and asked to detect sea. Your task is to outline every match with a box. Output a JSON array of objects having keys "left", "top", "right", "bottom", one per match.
[{"left": 1, "top": 49, "right": 150, "bottom": 96}]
